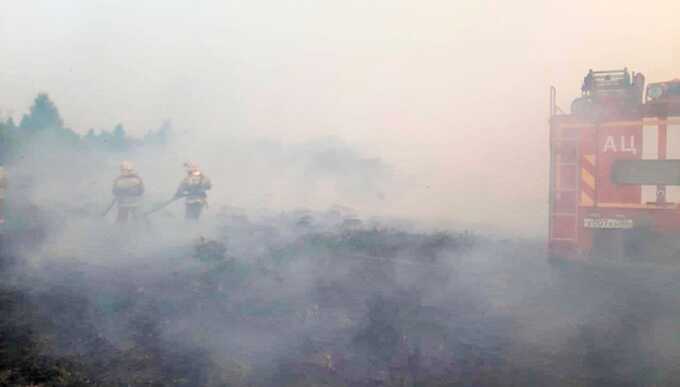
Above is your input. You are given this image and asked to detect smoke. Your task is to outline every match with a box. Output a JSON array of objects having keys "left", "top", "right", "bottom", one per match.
[
  {"left": 3, "top": 129, "right": 680, "bottom": 385},
  {"left": 1, "top": 1, "right": 679, "bottom": 384}
]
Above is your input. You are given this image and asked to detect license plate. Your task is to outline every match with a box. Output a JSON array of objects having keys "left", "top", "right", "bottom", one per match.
[{"left": 583, "top": 218, "right": 634, "bottom": 229}]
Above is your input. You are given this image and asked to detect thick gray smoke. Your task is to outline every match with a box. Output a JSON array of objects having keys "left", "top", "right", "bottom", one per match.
[
  {"left": 2, "top": 1, "right": 679, "bottom": 384},
  {"left": 2, "top": 130, "right": 680, "bottom": 386}
]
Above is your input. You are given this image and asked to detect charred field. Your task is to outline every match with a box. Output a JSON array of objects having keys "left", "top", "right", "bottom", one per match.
[{"left": 2, "top": 207, "right": 680, "bottom": 387}]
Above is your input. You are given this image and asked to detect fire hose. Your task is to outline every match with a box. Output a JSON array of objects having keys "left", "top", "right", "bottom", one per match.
[
  {"left": 102, "top": 198, "right": 118, "bottom": 217},
  {"left": 143, "top": 195, "right": 183, "bottom": 216}
]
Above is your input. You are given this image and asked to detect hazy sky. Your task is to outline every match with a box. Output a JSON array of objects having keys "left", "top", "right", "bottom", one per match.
[{"left": 1, "top": 1, "right": 678, "bottom": 233}]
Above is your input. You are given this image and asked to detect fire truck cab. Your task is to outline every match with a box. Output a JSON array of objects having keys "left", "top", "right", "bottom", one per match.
[{"left": 549, "top": 68, "right": 680, "bottom": 264}]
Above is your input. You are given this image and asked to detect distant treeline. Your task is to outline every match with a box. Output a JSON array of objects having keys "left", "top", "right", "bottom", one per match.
[{"left": 0, "top": 93, "right": 172, "bottom": 164}]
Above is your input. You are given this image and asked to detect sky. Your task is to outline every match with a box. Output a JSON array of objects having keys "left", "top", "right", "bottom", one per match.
[{"left": 1, "top": 0, "right": 678, "bottom": 234}]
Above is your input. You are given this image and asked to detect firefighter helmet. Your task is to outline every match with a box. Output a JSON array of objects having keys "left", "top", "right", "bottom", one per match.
[
  {"left": 120, "top": 161, "right": 135, "bottom": 174},
  {"left": 184, "top": 161, "right": 201, "bottom": 175}
]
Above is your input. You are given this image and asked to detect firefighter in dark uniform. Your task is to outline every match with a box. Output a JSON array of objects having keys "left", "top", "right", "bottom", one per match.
[
  {"left": 112, "top": 161, "right": 145, "bottom": 223},
  {"left": 175, "top": 162, "right": 211, "bottom": 220}
]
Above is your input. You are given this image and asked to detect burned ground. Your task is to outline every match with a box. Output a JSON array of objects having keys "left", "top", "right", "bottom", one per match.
[{"left": 2, "top": 209, "right": 680, "bottom": 386}]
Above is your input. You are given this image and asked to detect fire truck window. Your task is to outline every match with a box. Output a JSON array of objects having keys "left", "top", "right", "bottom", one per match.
[
  {"left": 667, "top": 84, "right": 680, "bottom": 96},
  {"left": 611, "top": 160, "right": 680, "bottom": 185}
]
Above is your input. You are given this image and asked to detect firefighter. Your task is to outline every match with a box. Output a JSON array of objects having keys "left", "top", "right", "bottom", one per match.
[
  {"left": 0, "top": 165, "right": 7, "bottom": 224},
  {"left": 175, "top": 162, "right": 211, "bottom": 220},
  {"left": 112, "top": 161, "right": 144, "bottom": 223}
]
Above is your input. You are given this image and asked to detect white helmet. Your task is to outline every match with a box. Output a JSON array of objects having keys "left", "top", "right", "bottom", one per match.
[
  {"left": 120, "top": 161, "right": 135, "bottom": 174},
  {"left": 184, "top": 161, "right": 200, "bottom": 175}
]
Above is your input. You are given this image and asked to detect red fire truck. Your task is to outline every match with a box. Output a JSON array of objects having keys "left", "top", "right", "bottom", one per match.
[{"left": 549, "top": 68, "right": 680, "bottom": 263}]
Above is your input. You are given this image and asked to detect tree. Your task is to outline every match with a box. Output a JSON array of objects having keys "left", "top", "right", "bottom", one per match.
[
  {"left": 84, "top": 129, "right": 96, "bottom": 141},
  {"left": 143, "top": 120, "right": 172, "bottom": 146},
  {"left": 19, "top": 93, "right": 64, "bottom": 132},
  {"left": 113, "top": 123, "right": 125, "bottom": 139},
  {"left": 0, "top": 117, "right": 19, "bottom": 164},
  {"left": 4, "top": 117, "right": 16, "bottom": 130},
  {"left": 111, "top": 123, "right": 128, "bottom": 151}
]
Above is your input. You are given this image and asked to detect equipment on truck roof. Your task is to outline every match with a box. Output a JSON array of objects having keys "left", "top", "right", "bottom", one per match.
[
  {"left": 646, "top": 79, "right": 680, "bottom": 103},
  {"left": 571, "top": 68, "right": 646, "bottom": 117}
]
